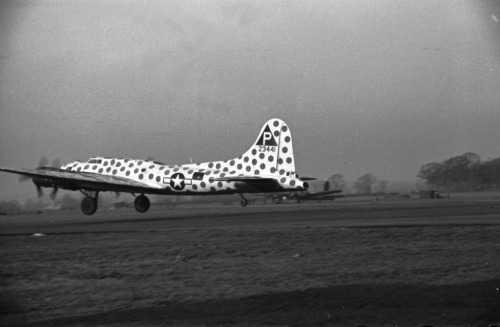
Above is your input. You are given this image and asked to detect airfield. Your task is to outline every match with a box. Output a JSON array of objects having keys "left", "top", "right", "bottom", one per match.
[{"left": 1, "top": 196, "right": 499, "bottom": 326}]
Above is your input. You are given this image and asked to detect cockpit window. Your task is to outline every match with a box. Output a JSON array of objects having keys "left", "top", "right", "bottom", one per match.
[{"left": 88, "top": 159, "right": 102, "bottom": 164}]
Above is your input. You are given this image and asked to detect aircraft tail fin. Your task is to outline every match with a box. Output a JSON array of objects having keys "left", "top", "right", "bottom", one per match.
[
  {"left": 238, "top": 118, "right": 295, "bottom": 176},
  {"left": 190, "top": 119, "right": 296, "bottom": 178}
]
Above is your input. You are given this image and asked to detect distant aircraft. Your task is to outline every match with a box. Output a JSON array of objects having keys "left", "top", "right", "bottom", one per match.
[
  {"left": 271, "top": 189, "right": 343, "bottom": 203},
  {"left": 266, "top": 180, "right": 342, "bottom": 203},
  {"left": 0, "top": 119, "right": 313, "bottom": 215}
]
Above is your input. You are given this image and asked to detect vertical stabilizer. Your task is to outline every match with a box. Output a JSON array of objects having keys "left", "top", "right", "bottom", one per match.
[
  {"left": 189, "top": 118, "right": 297, "bottom": 178},
  {"left": 239, "top": 118, "right": 296, "bottom": 176}
]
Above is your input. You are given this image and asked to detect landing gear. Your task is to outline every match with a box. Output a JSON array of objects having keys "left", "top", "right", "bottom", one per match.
[
  {"left": 81, "top": 195, "right": 98, "bottom": 216},
  {"left": 238, "top": 193, "right": 248, "bottom": 207},
  {"left": 80, "top": 190, "right": 99, "bottom": 216},
  {"left": 134, "top": 194, "right": 150, "bottom": 213}
]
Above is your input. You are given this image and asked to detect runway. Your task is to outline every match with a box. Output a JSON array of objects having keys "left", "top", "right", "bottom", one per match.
[
  {"left": 1, "top": 198, "right": 499, "bottom": 235},
  {"left": 1, "top": 199, "right": 499, "bottom": 326}
]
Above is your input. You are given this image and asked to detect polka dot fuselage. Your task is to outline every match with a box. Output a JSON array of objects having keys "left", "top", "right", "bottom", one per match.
[{"left": 60, "top": 119, "right": 308, "bottom": 195}]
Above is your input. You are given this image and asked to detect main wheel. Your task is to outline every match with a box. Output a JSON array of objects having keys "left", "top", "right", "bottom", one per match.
[
  {"left": 81, "top": 197, "right": 97, "bottom": 216},
  {"left": 134, "top": 195, "right": 150, "bottom": 213}
]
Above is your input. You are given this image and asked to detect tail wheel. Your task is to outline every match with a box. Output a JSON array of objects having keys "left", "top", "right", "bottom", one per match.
[
  {"left": 134, "top": 195, "right": 150, "bottom": 213},
  {"left": 240, "top": 198, "right": 248, "bottom": 207},
  {"left": 81, "top": 197, "right": 97, "bottom": 216}
]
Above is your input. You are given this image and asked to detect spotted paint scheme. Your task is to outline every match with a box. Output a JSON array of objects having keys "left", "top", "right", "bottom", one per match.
[{"left": 1, "top": 119, "right": 309, "bottom": 198}]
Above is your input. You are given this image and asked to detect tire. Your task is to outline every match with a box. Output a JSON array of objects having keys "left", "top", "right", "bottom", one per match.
[
  {"left": 81, "top": 197, "right": 97, "bottom": 216},
  {"left": 240, "top": 198, "right": 248, "bottom": 207},
  {"left": 134, "top": 195, "right": 150, "bottom": 213}
]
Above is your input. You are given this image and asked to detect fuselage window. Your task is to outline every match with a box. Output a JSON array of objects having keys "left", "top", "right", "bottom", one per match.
[{"left": 193, "top": 172, "right": 204, "bottom": 180}]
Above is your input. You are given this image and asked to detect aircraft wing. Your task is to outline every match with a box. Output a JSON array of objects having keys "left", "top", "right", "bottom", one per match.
[{"left": 0, "top": 167, "right": 161, "bottom": 194}]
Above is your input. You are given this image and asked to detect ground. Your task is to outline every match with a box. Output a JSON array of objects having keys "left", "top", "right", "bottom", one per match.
[{"left": 1, "top": 197, "right": 499, "bottom": 326}]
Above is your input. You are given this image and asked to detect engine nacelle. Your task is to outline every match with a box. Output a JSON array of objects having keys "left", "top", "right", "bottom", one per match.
[{"left": 32, "top": 177, "right": 54, "bottom": 188}]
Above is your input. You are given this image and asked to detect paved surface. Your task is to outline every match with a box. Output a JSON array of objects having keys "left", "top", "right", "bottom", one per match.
[{"left": 1, "top": 199, "right": 499, "bottom": 236}]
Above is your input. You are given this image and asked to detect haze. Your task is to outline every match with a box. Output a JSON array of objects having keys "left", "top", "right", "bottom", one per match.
[{"left": 1, "top": 0, "right": 499, "bottom": 200}]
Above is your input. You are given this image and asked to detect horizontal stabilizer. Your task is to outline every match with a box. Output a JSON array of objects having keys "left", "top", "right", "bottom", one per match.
[
  {"left": 214, "top": 176, "right": 281, "bottom": 192},
  {"left": 214, "top": 176, "right": 277, "bottom": 183}
]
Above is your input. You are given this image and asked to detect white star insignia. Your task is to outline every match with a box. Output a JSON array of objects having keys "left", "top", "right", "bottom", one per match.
[{"left": 171, "top": 174, "right": 183, "bottom": 188}]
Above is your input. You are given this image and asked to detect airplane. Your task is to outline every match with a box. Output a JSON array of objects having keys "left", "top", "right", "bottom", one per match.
[
  {"left": 267, "top": 189, "right": 343, "bottom": 204},
  {"left": 0, "top": 118, "right": 313, "bottom": 215},
  {"left": 265, "top": 179, "right": 343, "bottom": 203}
]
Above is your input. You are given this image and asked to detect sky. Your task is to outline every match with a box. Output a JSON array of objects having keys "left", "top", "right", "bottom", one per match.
[{"left": 0, "top": 0, "right": 499, "bottom": 200}]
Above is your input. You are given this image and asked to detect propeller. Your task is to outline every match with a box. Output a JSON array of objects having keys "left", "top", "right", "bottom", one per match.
[
  {"left": 38, "top": 155, "right": 49, "bottom": 168},
  {"left": 36, "top": 184, "right": 44, "bottom": 198},
  {"left": 19, "top": 174, "right": 31, "bottom": 182},
  {"left": 51, "top": 157, "right": 61, "bottom": 169},
  {"left": 19, "top": 156, "right": 62, "bottom": 199},
  {"left": 49, "top": 187, "right": 59, "bottom": 200}
]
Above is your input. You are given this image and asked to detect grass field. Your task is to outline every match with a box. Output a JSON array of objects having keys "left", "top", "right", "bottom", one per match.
[{"left": 1, "top": 200, "right": 500, "bottom": 326}]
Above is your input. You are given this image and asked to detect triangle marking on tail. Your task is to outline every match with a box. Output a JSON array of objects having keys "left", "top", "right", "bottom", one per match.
[{"left": 256, "top": 125, "right": 278, "bottom": 146}]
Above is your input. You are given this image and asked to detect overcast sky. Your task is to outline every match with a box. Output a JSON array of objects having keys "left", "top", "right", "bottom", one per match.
[{"left": 1, "top": 0, "right": 499, "bottom": 200}]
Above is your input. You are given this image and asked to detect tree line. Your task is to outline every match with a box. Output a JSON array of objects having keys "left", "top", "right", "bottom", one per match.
[
  {"left": 418, "top": 152, "right": 500, "bottom": 191},
  {"left": 326, "top": 173, "right": 392, "bottom": 195},
  {"left": 325, "top": 151, "right": 500, "bottom": 195}
]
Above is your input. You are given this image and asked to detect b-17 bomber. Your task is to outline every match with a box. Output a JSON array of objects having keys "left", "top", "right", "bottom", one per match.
[{"left": 1, "top": 119, "right": 314, "bottom": 215}]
